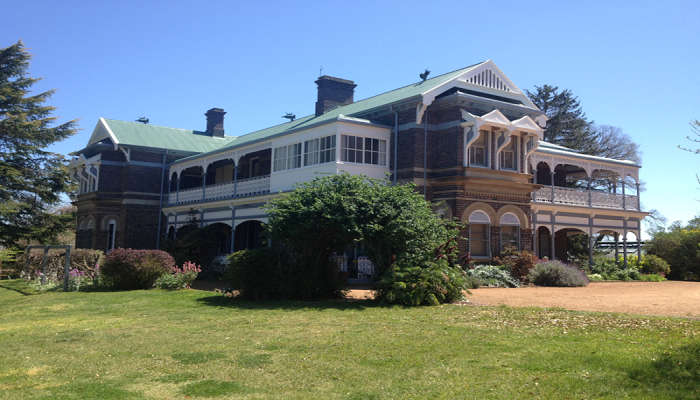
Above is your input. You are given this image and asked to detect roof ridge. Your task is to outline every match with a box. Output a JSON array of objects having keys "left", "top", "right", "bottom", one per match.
[
  {"left": 103, "top": 118, "right": 197, "bottom": 133},
  {"left": 337, "top": 61, "right": 487, "bottom": 109}
]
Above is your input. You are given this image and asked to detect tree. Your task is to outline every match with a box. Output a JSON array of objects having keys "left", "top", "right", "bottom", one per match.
[
  {"left": 0, "top": 41, "right": 77, "bottom": 247},
  {"left": 593, "top": 125, "right": 641, "bottom": 163},
  {"left": 679, "top": 120, "right": 700, "bottom": 155},
  {"left": 645, "top": 218, "right": 700, "bottom": 281},
  {"left": 260, "top": 173, "right": 468, "bottom": 303},
  {"left": 527, "top": 85, "right": 642, "bottom": 163},
  {"left": 526, "top": 85, "right": 598, "bottom": 153}
]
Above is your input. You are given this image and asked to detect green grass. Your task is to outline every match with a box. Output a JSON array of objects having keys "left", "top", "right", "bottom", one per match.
[{"left": 0, "top": 279, "right": 697, "bottom": 399}]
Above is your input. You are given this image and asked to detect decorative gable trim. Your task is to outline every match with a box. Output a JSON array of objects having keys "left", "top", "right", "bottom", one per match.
[
  {"left": 417, "top": 60, "right": 541, "bottom": 123},
  {"left": 87, "top": 118, "right": 119, "bottom": 150}
]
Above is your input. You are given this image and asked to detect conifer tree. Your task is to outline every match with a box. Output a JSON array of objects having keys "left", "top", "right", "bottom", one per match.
[
  {"left": 527, "top": 84, "right": 598, "bottom": 153},
  {"left": 0, "top": 41, "right": 77, "bottom": 247}
]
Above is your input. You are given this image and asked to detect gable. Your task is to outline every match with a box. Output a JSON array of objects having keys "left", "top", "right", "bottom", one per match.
[{"left": 418, "top": 60, "right": 540, "bottom": 122}]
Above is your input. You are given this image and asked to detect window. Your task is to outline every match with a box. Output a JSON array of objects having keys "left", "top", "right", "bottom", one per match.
[
  {"left": 273, "top": 143, "right": 302, "bottom": 172},
  {"left": 499, "top": 138, "right": 517, "bottom": 170},
  {"left": 499, "top": 212, "right": 521, "bottom": 251},
  {"left": 107, "top": 219, "right": 116, "bottom": 251},
  {"left": 341, "top": 135, "right": 387, "bottom": 165},
  {"left": 468, "top": 131, "right": 488, "bottom": 167},
  {"left": 500, "top": 150, "right": 515, "bottom": 170},
  {"left": 468, "top": 210, "right": 491, "bottom": 257},
  {"left": 304, "top": 135, "right": 336, "bottom": 166}
]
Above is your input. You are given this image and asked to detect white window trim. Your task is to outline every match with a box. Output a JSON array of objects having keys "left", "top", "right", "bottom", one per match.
[{"left": 340, "top": 134, "right": 388, "bottom": 166}]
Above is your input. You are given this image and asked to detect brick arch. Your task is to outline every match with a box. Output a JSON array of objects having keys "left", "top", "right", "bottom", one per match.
[
  {"left": 461, "top": 202, "right": 497, "bottom": 224},
  {"left": 495, "top": 205, "right": 529, "bottom": 229}
]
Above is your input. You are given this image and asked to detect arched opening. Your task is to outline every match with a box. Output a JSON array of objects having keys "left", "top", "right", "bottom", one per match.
[
  {"left": 205, "top": 159, "right": 235, "bottom": 186},
  {"left": 553, "top": 164, "right": 589, "bottom": 188},
  {"left": 169, "top": 172, "right": 178, "bottom": 192},
  {"left": 167, "top": 226, "right": 175, "bottom": 241},
  {"left": 179, "top": 166, "right": 204, "bottom": 190},
  {"left": 499, "top": 212, "right": 520, "bottom": 252},
  {"left": 536, "top": 162, "right": 551, "bottom": 185},
  {"left": 238, "top": 149, "right": 271, "bottom": 179},
  {"left": 207, "top": 223, "right": 232, "bottom": 256},
  {"left": 537, "top": 226, "right": 551, "bottom": 259},
  {"left": 554, "top": 228, "right": 588, "bottom": 264},
  {"left": 234, "top": 220, "right": 265, "bottom": 251},
  {"left": 468, "top": 210, "right": 491, "bottom": 258}
]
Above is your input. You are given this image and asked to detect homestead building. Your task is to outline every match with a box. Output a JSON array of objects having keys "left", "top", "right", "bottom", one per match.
[{"left": 71, "top": 61, "right": 647, "bottom": 275}]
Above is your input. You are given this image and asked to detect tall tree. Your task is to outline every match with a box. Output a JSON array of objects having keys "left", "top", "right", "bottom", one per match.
[
  {"left": 593, "top": 125, "right": 641, "bottom": 163},
  {"left": 0, "top": 41, "right": 77, "bottom": 247},
  {"left": 527, "top": 84, "right": 598, "bottom": 153},
  {"left": 527, "top": 85, "right": 641, "bottom": 163}
]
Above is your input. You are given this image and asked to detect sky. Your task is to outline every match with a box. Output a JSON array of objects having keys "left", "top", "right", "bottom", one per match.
[{"left": 3, "top": 0, "right": 699, "bottom": 237}]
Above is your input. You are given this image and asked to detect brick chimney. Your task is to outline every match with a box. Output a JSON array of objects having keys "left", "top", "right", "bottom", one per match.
[
  {"left": 315, "top": 76, "right": 356, "bottom": 116},
  {"left": 205, "top": 108, "right": 226, "bottom": 137}
]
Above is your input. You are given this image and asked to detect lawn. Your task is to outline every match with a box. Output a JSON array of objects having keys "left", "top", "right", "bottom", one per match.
[{"left": 0, "top": 280, "right": 697, "bottom": 399}]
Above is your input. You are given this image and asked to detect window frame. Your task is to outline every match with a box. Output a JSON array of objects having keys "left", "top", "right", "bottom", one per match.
[{"left": 341, "top": 134, "right": 387, "bottom": 166}]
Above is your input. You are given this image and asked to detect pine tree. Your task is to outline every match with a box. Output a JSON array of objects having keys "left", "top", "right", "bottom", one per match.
[
  {"left": 0, "top": 41, "right": 77, "bottom": 247},
  {"left": 527, "top": 84, "right": 598, "bottom": 154}
]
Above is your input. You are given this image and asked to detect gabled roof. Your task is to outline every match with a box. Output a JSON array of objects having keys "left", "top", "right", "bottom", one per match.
[{"left": 87, "top": 118, "right": 236, "bottom": 153}]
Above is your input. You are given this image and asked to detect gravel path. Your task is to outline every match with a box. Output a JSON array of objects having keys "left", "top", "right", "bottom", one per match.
[{"left": 466, "top": 281, "right": 700, "bottom": 318}]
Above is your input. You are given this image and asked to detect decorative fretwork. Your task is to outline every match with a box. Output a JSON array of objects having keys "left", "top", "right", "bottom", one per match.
[{"left": 466, "top": 69, "right": 512, "bottom": 92}]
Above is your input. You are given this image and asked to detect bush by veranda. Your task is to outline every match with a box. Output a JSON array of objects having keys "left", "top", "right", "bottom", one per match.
[
  {"left": 154, "top": 261, "right": 201, "bottom": 290},
  {"left": 529, "top": 261, "right": 589, "bottom": 287},
  {"left": 494, "top": 247, "right": 537, "bottom": 283},
  {"left": 101, "top": 249, "right": 175, "bottom": 290},
  {"left": 466, "top": 265, "right": 520, "bottom": 288}
]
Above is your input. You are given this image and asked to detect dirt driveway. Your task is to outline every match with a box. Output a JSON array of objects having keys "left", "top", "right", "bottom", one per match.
[{"left": 466, "top": 281, "right": 700, "bottom": 318}]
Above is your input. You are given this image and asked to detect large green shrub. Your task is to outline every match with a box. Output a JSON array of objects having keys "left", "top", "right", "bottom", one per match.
[
  {"left": 529, "top": 261, "right": 589, "bottom": 287},
  {"left": 639, "top": 254, "right": 671, "bottom": 276},
  {"left": 377, "top": 256, "right": 467, "bottom": 306},
  {"left": 467, "top": 265, "right": 520, "bottom": 288},
  {"left": 101, "top": 249, "right": 175, "bottom": 290},
  {"left": 645, "top": 219, "right": 700, "bottom": 281},
  {"left": 265, "top": 173, "right": 467, "bottom": 303}
]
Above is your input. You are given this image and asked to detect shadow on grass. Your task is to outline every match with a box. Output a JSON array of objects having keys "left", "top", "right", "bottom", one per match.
[
  {"left": 196, "top": 294, "right": 388, "bottom": 311},
  {"left": 628, "top": 341, "right": 699, "bottom": 396},
  {"left": 0, "top": 279, "right": 41, "bottom": 295}
]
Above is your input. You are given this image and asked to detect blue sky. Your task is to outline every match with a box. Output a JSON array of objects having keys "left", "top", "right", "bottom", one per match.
[{"left": 3, "top": 0, "right": 699, "bottom": 235}]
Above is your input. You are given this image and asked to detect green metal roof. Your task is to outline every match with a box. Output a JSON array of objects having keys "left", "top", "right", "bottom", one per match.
[
  {"left": 102, "top": 119, "right": 237, "bottom": 153},
  {"left": 173, "top": 62, "right": 486, "bottom": 164}
]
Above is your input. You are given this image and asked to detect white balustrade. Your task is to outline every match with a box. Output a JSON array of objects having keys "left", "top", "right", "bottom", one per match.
[
  {"left": 168, "top": 175, "right": 270, "bottom": 205},
  {"left": 534, "top": 186, "right": 638, "bottom": 210}
]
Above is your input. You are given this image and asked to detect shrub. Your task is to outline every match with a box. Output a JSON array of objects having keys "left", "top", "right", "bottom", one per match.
[
  {"left": 265, "top": 173, "right": 461, "bottom": 302},
  {"left": 610, "top": 268, "right": 641, "bottom": 281},
  {"left": 588, "top": 273, "right": 604, "bottom": 281},
  {"left": 155, "top": 261, "right": 201, "bottom": 290},
  {"left": 494, "top": 247, "right": 537, "bottom": 283},
  {"left": 639, "top": 273, "right": 666, "bottom": 282},
  {"left": 377, "top": 257, "right": 468, "bottom": 306},
  {"left": 101, "top": 249, "right": 175, "bottom": 290},
  {"left": 591, "top": 256, "right": 620, "bottom": 277},
  {"left": 467, "top": 265, "right": 520, "bottom": 288},
  {"left": 529, "top": 261, "right": 589, "bottom": 287},
  {"left": 645, "top": 221, "right": 700, "bottom": 281},
  {"left": 640, "top": 254, "right": 671, "bottom": 276}
]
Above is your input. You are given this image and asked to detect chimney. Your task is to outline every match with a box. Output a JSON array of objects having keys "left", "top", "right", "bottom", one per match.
[
  {"left": 315, "top": 76, "right": 356, "bottom": 116},
  {"left": 205, "top": 108, "right": 226, "bottom": 137}
]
